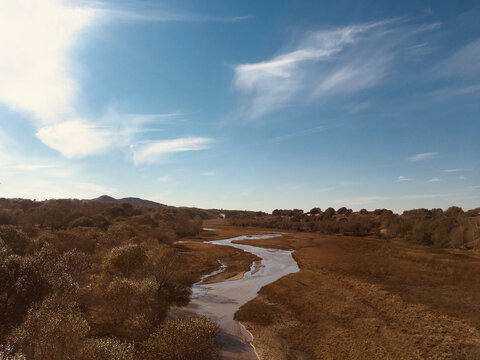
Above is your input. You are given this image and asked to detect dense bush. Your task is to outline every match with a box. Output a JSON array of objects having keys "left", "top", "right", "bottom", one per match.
[{"left": 141, "top": 317, "right": 218, "bottom": 360}]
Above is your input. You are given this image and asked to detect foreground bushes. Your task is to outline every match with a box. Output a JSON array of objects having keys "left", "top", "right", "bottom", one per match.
[{"left": 0, "top": 199, "right": 219, "bottom": 359}]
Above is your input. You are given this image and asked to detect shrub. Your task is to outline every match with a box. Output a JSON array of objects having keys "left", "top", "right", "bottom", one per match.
[
  {"left": 0, "top": 227, "right": 29, "bottom": 255},
  {"left": 102, "top": 244, "right": 146, "bottom": 278},
  {"left": 68, "top": 216, "right": 95, "bottom": 229},
  {"left": 9, "top": 295, "right": 89, "bottom": 360},
  {"left": 141, "top": 317, "right": 218, "bottom": 360},
  {"left": 81, "top": 338, "right": 135, "bottom": 360}
]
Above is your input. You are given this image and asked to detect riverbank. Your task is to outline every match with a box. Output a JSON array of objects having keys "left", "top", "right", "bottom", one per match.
[{"left": 173, "top": 230, "right": 299, "bottom": 359}]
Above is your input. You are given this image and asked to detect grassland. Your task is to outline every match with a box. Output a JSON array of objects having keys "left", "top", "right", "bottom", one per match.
[{"left": 198, "top": 220, "right": 480, "bottom": 359}]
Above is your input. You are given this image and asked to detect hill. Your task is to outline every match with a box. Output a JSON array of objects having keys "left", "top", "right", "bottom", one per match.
[{"left": 93, "top": 195, "right": 170, "bottom": 208}]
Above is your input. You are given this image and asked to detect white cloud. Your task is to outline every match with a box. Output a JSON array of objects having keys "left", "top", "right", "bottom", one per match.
[
  {"left": 269, "top": 125, "right": 328, "bottom": 143},
  {"left": 232, "top": 20, "right": 403, "bottom": 119},
  {"left": 0, "top": 0, "right": 98, "bottom": 123},
  {"left": 429, "top": 84, "right": 480, "bottom": 99},
  {"left": 157, "top": 176, "right": 170, "bottom": 182},
  {"left": 314, "top": 56, "right": 391, "bottom": 96},
  {"left": 401, "top": 193, "right": 450, "bottom": 199},
  {"left": 98, "top": 2, "right": 253, "bottom": 23},
  {"left": 397, "top": 175, "right": 414, "bottom": 182},
  {"left": 74, "top": 182, "right": 118, "bottom": 195},
  {"left": 442, "top": 168, "right": 466, "bottom": 173},
  {"left": 409, "top": 152, "right": 437, "bottom": 161},
  {"left": 44, "top": 168, "right": 74, "bottom": 178},
  {"left": 333, "top": 195, "right": 385, "bottom": 207},
  {"left": 36, "top": 119, "right": 114, "bottom": 158},
  {"left": 427, "top": 177, "right": 440, "bottom": 182},
  {"left": 131, "top": 137, "right": 213, "bottom": 165},
  {"left": 202, "top": 171, "right": 216, "bottom": 176},
  {"left": 12, "top": 164, "right": 57, "bottom": 171}
]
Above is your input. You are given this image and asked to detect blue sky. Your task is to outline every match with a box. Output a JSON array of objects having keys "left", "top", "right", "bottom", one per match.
[{"left": 0, "top": 0, "right": 480, "bottom": 212}]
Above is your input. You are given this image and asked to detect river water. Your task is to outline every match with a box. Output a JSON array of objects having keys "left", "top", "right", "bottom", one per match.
[{"left": 169, "top": 234, "right": 300, "bottom": 359}]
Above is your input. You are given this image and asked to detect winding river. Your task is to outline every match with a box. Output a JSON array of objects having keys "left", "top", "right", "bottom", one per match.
[{"left": 169, "top": 234, "right": 300, "bottom": 359}]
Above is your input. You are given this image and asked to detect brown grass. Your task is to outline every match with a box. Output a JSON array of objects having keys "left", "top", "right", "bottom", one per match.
[{"left": 230, "top": 227, "right": 480, "bottom": 359}]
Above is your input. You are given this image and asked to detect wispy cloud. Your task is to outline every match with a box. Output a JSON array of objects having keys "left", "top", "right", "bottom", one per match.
[
  {"left": 401, "top": 193, "right": 450, "bottom": 199},
  {"left": 202, "top": 171, "right": 216, "bottom": 176},
  {"left": 12, "top": 164, "right": 57, "bottom": 171},
  {"left": 427, "top": 177, "right": 440, "bottom": 182},
  {"left": 442, "top": 168, "right": 467, "bottom": 173},
  {"left": 232, "top": 20, "right": 396, "bottom": 119},
  {"left": 397, "top": 175, "right": 414, "bottom": 182},
  {"left": 269, "top": 125, "right": 329, "bottom": 143},
  {"left": 74, "top": 182, "right": 118, "bottom": 195},
  {"left": 156, "top": 176, "right": 170, "bottom": 183},
  {"left": 231, "top": 18, "right": 443, "bottom": 120},
  {"left": 436, "top": 38, "right": 480, "bottom": 78},
  {"left": 409, "top": 152, "right": 437, "bottom": 161},
  {"left": 316, "top": 182, "right": 351, "bottom": 193},
  {"left": 131, "top": 137, "right": 213, "bottom": 165},
  {"left": 428, "top": 84, "right": 480, "bottom": 100},
  {"left": 96, "top": 2, "right": 253, "bottom": 23},
  {"left": 333, "top": 195, "right": 385, "bottom": 207}
]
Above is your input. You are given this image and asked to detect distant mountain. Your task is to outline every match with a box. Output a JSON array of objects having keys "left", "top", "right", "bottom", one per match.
[{"left": 93, "top": 195, "right": 170, "bottom": 208}]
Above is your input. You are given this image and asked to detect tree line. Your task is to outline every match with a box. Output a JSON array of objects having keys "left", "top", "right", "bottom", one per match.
[{"left": 229, "top": 206, "right": 480, "bottom": 249}]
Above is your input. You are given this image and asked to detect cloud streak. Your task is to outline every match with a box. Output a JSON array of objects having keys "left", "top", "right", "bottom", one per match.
[
  {"left": 436, "top": 38, "right": 480, "bottom": 78},
  {"left": 131, "top": 137, "right": 213, "bottom": 165},
  {"left": 231, "top": 18, "right": 439, "bottom": 120},
  {"left": 94, "top": 2, "right": 253, "bottom": 23},
  {"left": 397, "top": 175, "right": 414, "bottom": 182},
  {"left": 409, "top": 152, "right": 437, "bottom": 161}
]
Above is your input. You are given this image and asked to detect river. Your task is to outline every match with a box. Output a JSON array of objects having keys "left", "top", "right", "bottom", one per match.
[{"left": 169, "top": 233, "right": 300, "bottom": 359}]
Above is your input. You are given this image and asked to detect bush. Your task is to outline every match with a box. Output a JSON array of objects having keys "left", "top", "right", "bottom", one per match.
[
  {"left": 102, "top": 244, "right": 146, "bottom": 278},
  {"left": 81, "top": 338, "right": 135, "bottom": 360},
  {"left": 141, "top": 317, "right": 218, "bottom": 360},
  {"left": 68, "top": 216, "right": 95, "bottom": 229},
  {"left": 9, "top": 295, "right": 89, "bottom": 360},
  {"left": 0, "top": 227, "right": 29, "bottom": 255}
]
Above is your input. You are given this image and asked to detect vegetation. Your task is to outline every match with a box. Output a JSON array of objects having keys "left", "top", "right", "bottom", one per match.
[
  {"left": 229, "top": 206, "right": 480, "bottom": 249},
  {"left": 0, "top": 198, "right": 219, "bottom": 359},
  {"left": 233, "top": 231, "right": 480, "bottom": 359}
]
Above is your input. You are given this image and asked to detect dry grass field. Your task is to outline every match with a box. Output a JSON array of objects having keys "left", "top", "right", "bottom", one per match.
[{"left": 199, "top": 220, "right": 480, "bottom": 359}]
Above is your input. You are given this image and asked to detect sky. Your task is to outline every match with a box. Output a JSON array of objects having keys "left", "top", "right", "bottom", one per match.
[{"left": 1, "top": 0, "right": 480, "bottom": 213}]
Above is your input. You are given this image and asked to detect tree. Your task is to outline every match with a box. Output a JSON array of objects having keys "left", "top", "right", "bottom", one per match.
[
  {"left": 324, "top": 208, "right": 336, "bottom": 219},
  {"left": 445, "top": 206, "right": 464, "bottom": 218}
]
